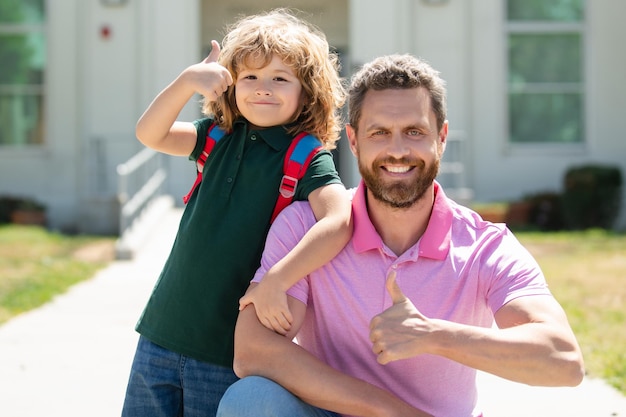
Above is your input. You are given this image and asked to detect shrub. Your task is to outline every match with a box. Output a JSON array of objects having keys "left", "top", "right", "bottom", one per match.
[
  {"left": 527, "top": 192, "right": 565, "bottom": 231},
  {"left": 0, "top": 196, "right": 47, "bottom": 225},
  {"left": 562, "top": 165, "right": 622, "bottom": 230},
  {"left": 0, "top": 196, "right": 20, "bottom": 224}
]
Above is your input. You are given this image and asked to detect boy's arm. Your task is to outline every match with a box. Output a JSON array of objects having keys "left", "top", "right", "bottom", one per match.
[
  {"left": 233, "top": 286, "right": 432, "bottom": 417},
  {"left": 135, "top": 40, "right": 232, "bottom": 156},
  {"left": 239, "top": 183, "right": 352, "bottom": 333}
]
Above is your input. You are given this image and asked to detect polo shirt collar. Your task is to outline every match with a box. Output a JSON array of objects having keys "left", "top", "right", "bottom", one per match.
[
  {"left": 352, "top": 180, "right": 452, "bottom": 260},
  {"left": 238, "top": 119, "right": 294, "bottom": 152}
]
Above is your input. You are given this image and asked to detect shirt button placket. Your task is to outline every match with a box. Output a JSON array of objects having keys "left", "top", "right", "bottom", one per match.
[
  {"left": 383, "top": 264, "right": 399, "bottom": 308},
  {"left": 387, "top": 263, "right": 398, "bottom": 280}
]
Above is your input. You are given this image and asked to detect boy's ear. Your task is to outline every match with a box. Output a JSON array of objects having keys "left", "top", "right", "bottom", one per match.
[{"left": 296, "top": 91, "right": 308, "bottom": 116}]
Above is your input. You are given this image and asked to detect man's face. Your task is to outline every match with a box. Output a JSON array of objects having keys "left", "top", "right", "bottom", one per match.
[{"left": 346, "top": 87, "right": 447, "bottom": 209}]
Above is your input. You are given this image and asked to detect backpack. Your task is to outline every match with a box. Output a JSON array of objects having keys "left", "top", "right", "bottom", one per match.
[{"left": 183, "top": 123, "right": 322, "bottom": 223}]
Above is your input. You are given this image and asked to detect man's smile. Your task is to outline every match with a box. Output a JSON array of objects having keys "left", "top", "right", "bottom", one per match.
[{"left": 383, "top": 165, "right": 413, "bottom": 174}]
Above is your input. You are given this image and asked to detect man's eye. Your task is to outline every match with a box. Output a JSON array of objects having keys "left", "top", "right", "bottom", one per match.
[{"left": 408, "top": 130, "right": 421, "bottom": 136}]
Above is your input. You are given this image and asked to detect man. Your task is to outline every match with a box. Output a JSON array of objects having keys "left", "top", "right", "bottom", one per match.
[{"left": 216, "top": 54, "right": 584, "bottom": 417}]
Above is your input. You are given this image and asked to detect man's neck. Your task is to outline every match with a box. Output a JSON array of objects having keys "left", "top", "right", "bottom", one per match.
[{"left": 366, "top": 185, "right": 435, "bottom": 256}]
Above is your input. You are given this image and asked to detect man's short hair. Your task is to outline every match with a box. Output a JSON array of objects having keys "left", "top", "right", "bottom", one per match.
[{"left": 348, "top": 54, "right": 447, "bottom": 132}]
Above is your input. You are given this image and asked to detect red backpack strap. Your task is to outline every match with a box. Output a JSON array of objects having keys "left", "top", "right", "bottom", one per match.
[
  {"left": 183, "top": 123, "right": 227, "bottom": 204},
  {"left": 270, "top": 132, "right": 322, "bottom": 222}
]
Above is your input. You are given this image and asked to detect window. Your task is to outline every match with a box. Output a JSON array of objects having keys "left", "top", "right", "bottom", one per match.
[
  {"left": 506, "top": 0, "right": 585, "bottom": 144},
  {"left": 0, "top": 0, "right": 45, "bottom": 146}
]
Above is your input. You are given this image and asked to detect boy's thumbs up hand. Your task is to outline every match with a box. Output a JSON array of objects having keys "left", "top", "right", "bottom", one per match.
[
  {"left": 187, "top": 39, "right": 232, "bottom": 102},
  {"left": 204, "top": 40, "right": 222, "bottom": 64},
  {"left": 370, "top": 270, "right": 430, "bottom": 364}
]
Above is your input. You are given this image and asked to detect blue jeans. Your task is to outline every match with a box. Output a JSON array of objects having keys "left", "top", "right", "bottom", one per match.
[
  {"left": 122, "top": 336, "right": 238, "bottom": 417},
  {"left": 217, "top": 376, "right": 340, "bottom": 417}
]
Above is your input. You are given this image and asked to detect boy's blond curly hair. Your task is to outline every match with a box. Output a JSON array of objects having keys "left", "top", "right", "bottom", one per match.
[{"left": 204, "top": 8, "right": 346, "bottom": 149}]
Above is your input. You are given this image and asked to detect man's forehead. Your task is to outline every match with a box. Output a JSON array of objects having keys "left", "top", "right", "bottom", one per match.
[{"left": 360, "top": 88, "right": 433, "bottom": 127}]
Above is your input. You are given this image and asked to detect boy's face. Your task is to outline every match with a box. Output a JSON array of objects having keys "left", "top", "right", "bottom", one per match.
[{"left": 235, "top": 54, "right": 303, "bottom": 129}]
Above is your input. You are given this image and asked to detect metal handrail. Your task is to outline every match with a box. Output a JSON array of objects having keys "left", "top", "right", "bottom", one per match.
[{"left": 115, "top": 147, "right": 168, "bottom": 258}]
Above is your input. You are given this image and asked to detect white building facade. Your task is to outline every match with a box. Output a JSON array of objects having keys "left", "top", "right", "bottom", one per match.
[{"left": 1, "top": 0, "right": 624, "bottom": 234}]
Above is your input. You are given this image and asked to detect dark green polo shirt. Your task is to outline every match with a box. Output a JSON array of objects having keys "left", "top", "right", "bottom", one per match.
[{"left": 136, "top": 118, "right": 342, "bottom": 367}]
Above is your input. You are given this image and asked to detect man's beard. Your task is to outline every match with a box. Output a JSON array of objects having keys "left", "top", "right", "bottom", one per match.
[{"left": 358, "top": 156, "right": 440, "bottom": 209}]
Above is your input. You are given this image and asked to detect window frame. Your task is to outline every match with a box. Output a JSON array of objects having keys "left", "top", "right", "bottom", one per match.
[
  {"left": 0, "top": 7, "right": 47, "bottom": 148},
  {"left": 504, "top": 2, "right": 587, "bottom": 153}
]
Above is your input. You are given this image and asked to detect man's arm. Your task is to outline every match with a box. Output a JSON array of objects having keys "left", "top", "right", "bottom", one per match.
[
  {"left": 370, "top": 272, "right": 585, "bottom": 387},
  {"left": 233, "top": 284, "right": 432, "bottom": 417}
]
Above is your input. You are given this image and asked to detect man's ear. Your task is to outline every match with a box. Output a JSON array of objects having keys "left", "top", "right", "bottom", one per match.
[
  {"left": 439, "top": 120, "right": 449, "bottom": 144},
  {"left": 346, "top": 124, "right": 358, "bottom": 157},
  {"left": 439, "top": 121, "right": 449, "bottom": 155}
]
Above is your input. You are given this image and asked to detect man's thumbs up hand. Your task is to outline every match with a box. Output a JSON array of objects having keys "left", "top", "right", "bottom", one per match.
[
  {"left": 370, "top": 270, "right": 430, "bottom": 364},
  {"left": 386, "top": 270, "right": 408, "bottom": 305}
]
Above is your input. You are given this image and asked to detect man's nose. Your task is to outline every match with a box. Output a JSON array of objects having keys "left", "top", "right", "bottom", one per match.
[{"left": 386, "top": 133, "right": 409, "bottom": 159}]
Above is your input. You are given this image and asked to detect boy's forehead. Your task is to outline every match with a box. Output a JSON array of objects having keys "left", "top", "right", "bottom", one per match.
[
  {"left": 240, "top": 51, "right": 272, "bottom": 69},
  {"left": 240, "top": 52, "right": 291, "bottom": 68}
]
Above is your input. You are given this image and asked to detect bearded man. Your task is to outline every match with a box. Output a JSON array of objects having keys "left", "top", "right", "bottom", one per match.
[{"left": 216, "top": 54, "right": 584, "bottom": 417}]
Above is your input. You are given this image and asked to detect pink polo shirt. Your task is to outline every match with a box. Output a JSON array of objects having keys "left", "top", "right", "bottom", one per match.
[{"left": 253, "top": 181, "right": 551, "bottom": 417}]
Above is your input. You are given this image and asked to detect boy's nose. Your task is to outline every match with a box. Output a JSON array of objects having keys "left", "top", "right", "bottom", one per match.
[{"left": 255, "top": 81, "right": 272, "bottom": 95}]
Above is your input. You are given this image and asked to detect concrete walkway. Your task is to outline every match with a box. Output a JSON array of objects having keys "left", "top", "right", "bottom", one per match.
[{"left": 1, "top": 207, "right": 625, "bottom": 417}]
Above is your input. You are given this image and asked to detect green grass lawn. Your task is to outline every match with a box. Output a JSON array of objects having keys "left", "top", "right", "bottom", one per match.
[
  {"left": 0, "top": 224, "right": 624, "bottom": 395},
  {"left": 0, "top": 224, "right": 114, "bottom": 324},
  {"left": 515, "top": 229, "right": 626, "bottom": 394}
]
